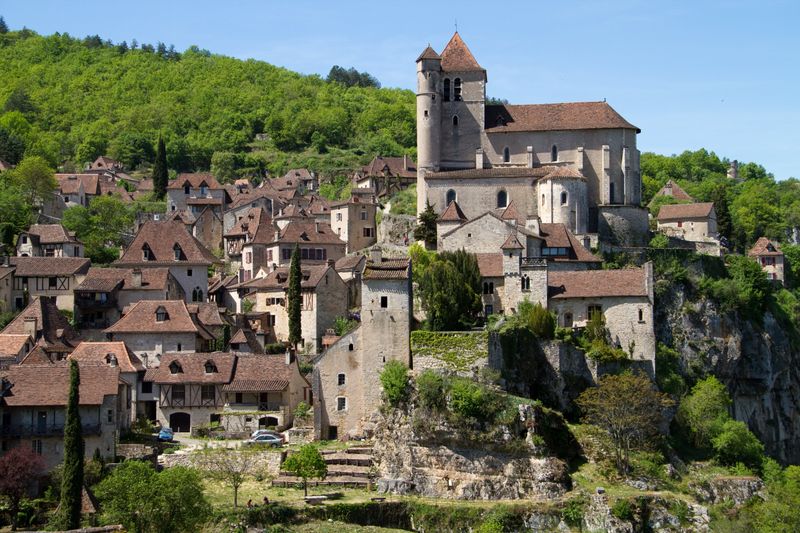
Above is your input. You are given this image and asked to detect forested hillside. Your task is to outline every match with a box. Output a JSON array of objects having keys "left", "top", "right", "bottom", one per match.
[{"left": 0, "top": 26, "right": 415, "bottom": 177}]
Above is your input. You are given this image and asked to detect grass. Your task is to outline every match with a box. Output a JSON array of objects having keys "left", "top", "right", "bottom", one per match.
[{"left": 203, "top": 479, "right": 379, "bottom": 509}]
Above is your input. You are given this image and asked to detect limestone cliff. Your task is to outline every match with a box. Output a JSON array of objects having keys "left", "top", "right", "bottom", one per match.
[{"left": 655, "top": 284, "right": 800, "bottom": 464}]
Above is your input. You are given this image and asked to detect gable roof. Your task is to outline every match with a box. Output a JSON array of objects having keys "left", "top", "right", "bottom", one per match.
[
  {"left": 23, "top": 224, "right": 80, "bottom": 245},
  {"left": 501, "top": 233, "right": 524, "bottom": 250},
  {"left": 115, "top": 220, "right": 217, "bottom": 266},
  {"left": 335, "top": 254, "right": 367, "bottom": 273},
  {"left": 76, "top": 267, "right": 171, "bottom": 292},
  {"left": 228, "top": 186, "right": 283, "bottom": 211},
  {"left": 1, "top": 363, "right": 120, "bottom": 407},
  {"left": 416, "top": 45, "right": 441, "bottom": 62},
  {"left": 238, "top": 264, "right": 334, "bottom": 291},
  {"left": 104, "top": 300, "right": 198, "bottom": 334},
  {"left": 0, "top": 296, "right": 78, "bottom": 351},
  {"left": 475, "top": 253, "right": 503, "bottom": 278},
  {"left": 548, "top": 268, "right": 648, "bottom": 299},
  {"left": 543, "top": 166, "right": 586, "bottom": 180},
  {"left": 656, "top": 202, "right": 715, "bottom": 221},
  {"left": 222, "top": 354, "right": 295, "bottom": 392},
  {"left": 363, "top": 258, "right": 410, "bottom": 281},
  {"left": 229, "top": 329, "right": 265, "bottom": 354},
  {"left": 438, "top": 201, "right": 468, "bottom": 222},
  {"left": 485, "top": 102, "right": 639, "bottom": 133},
  {"left": 187, "top": 302, "right": 227, "bottom": 328},
  {"left": 55, "top": 173, "right": 100, "bottom": 195},
  {"left": 168, "top": 172, "right": 224, "bottom": 190},
  {"left": 275, "top": 220, "right": 346, "bottom": 246},
  {"left": 360, "top": 156, "right": 416, "bottom": 178},
  {"left": 150, "top": 352, "right": 235, "bottom": 384},
  {"left": 499, "top": 201, "right": 525, "bottom": 225},
  {"left": 440, "top": 32, "right": 484, "bottom": 72},
  {"left": 225, "top": 207, "right": 269, "bottom": 239},
  {"left": 749, "top": 237, "right": 783, "bottom": 257},
  {"left": 68, "top": 341, "right": 144, "bottom": 373},
  {"left": 0, "top": 334, "right": 32, "bottom": 357},
  {"left": 539, "top": 223, "right": 602, "bottom": 263},
  {"left": 9, "top": 257, "right": 90, "bottom": 277},
  {"left": 655, "top": 180, "right": 694, "bottom": 202}
]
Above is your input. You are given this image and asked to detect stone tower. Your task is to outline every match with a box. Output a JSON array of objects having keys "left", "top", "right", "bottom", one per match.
[
  {"left": 416, "top": 45, "right": 442, "bottom": 215},
  {"left": 537, "top": 167, "right": 589, "bottom": 235}
]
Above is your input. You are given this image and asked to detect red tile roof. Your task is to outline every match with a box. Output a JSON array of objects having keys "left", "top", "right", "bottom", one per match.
[
  {"left": 150, "top": 352, "right": 235, "bottom": 384},
  {"left": 438, "top": 201, "right": 468, "bottom": 222},
  {"left": 657, "top": 180, "right": 694, "bottom": 202},
  {"left": 416, "top": 45, "right": 441, "bottom": 62},
  {"left": 485, "top": 102, "right": 638, "bottom": 133},
  {"left": 335, "top": 255, "right": 366, "bottom": 273},
  {"left": 228, "top": 187, "right": 283, "bottom": 211},
  {"left": 749, "top": 237, "right": 783, "bottom": 257},
  {"left": 0, "top": 297, "right": 78, "bottom": 351},
  {"left": 363, "top": 258, "right": 410, "bottom": 280},
  {"left": 229, "top": 329, "right": 265, "bottom": 354},
  {"left": 360, "top": 156, "right": 416, "bottom": 179},
  {"left": 440, "top": 32, "right": 484, "bottom": 72},
  {"left": 115, "top": 220, "right": 218, "bottom": 266},
  {"left": 1, "top": 363, "right": 121, "bottom": 406},
  {"left": 55, "top": 173, "right": 100, "bottom": 195},
  {"left": 9, "top": 257, "right": 90, "bottom": 277},
  {"left": 0, "top": 334, "right": 31, "bottom": 357},
  {"left": 548, "top": 268, "right": 648, "bottom": 299},
  {"left": 543, "top": 167, "right": 586, "bottom": 180},
  {"left": 539, "top": 223, "right": 602, "bottom": 263},
  {"left": 104, "top": 300, "right": 199, "bottom": 334},
  {"left": 475, "top": 253, "right": 503, "bottom": 278},
  {"left": 68, "top": 341, "right": 144, "bottom": 373},
  {"left": 168, "top": 172, "right": 224, "bottom": 190},
  {"left": 238, "top": 264, "right": 333, "bottom": 291},
  {"left": 501, "top": 233, "right": 524, "bottom": 250},
  {"left": 222, "top": 354, "right": 295, "bottom": 392},
  {"left": 276, "top": 220, "right": 346, "bottom": 246},
  {"left": 23, "top": 224, "right": 80, "bottom": 245},
  {"left": 499, "top": 201, "right": 525, "bottom": 225},
  {"left": 76, "top": 267, "right": 171, "bottom": 292},
  {"left": 656, "top": 202, "right": 715, "bottom": 221}
]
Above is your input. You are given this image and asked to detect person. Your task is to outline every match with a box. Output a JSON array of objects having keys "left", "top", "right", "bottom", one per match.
[
  {"left": 262, "top": 496, "right": 270, "bottom": 505},
  {"left": 246, "top": 499, "right": 253, "bottom": 508}
]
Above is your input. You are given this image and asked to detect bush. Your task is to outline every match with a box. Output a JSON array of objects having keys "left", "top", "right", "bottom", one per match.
[
  {"left": 416, "top": 370, "right": 446, "bottom": 411},
  {"left": 655, "top": 343, "right": 686, "bottom": 395},
  {"left": 712, "top": 420, "right": 765, "bottom": 468},
  {"left": 517, "top": 299, "right": 555, "bottom": 339},
  {"left": 379, "top": 360, "right": 409, "bottom": 407},
  {"left": 649, "top": 233, "right": 670, "bottom": 248},
  {"left": 263, "top": 342, "right": 286, "bottom": 354},
  {"left": 562, "top": 496, "right": 586, "bottom": 526},
  {"left": 333, "top": 315, "right": 358, "bottom": 336},
  {"left": 611, "top": 499, "right": 634, "bottom": 520},
  {"left": 448, "top": 378, "right": 505, "bottom": 423},
  {"left": 677, "top": 376, "right": 731, "bottom": 448}
]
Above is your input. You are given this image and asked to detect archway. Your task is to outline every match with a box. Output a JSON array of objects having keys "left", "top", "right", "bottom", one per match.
[
  {"left": 169, "top": 412, "right": 191, "bottom": 432},
  {"left": 259, "top": 416, "right": 279, "bottom": 428}
]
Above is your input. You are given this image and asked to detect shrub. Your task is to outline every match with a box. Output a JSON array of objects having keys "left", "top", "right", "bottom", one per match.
[
  {"left": 333, "top": 315, "right": 357, "bottom": 336},
  {"left": 611, "top": 499, "right": 634, "bottom": 520},
  {"left": 448, "top": 378, "right": 487, "bottom": 421},
  {"left": 712, "top": 420, "right": 765, "bottom": 468},
  {"left": 416, "top": 370, "right": 446, "bottom": 411},
  {"left": 263, "top": 342, "right": 286, "bottom": 354},
  {"left": 562, "top": 496, "right": 586, "bottom": 526},
  {"left": 677, "top": 376, "right": 731, "bottom": 448},
  {"left": 649, "top": 233, "right": 670, "bottom": 248},
  {"left": 655, "top": 343, "right": 686, "bottom": 395},
  {"left": 379, "top": 360, "right": 409, "bottom": 406},
  {"left": 517, "top": 299, "right": 555, "bottom": 339}
]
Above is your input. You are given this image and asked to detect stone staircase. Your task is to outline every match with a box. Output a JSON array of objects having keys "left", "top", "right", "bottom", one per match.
[{"left": 272, "top": 446, "right": 374, "bottom": 488}]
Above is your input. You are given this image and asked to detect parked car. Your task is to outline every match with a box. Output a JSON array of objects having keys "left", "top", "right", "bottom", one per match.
[
  {"left": 250, "top": 429, "right": 285, "bottom": 442},
  {"left": 245, "top": 434, "right": 283, "bottom": 447},
  {"left": 157, "top": 427, "right": 174, "bottom": 442}
]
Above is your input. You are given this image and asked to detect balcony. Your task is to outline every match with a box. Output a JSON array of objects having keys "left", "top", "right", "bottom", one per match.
[
  {"left": 520, "top": 257, "right": 547, "bottom": 268},
  {"left": 0, "top": 423, "right": 102, "bottom": 437},
  {"left": 75, "top": 295, "right": 116, "bottom": 309}
]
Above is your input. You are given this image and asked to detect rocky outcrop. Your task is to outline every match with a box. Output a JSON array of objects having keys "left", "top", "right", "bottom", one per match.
[
  {"left": 583, "top": 492, "right": 710, "bottom": 533},
  {"left": 656, "top": 285, "right": 800, "bottom": 464},
  {"left": 689, "top": 475, "right": 765, "bottom": 506},
  {"left": 374, "top": 408, "right": 571, "bottom": 500}
]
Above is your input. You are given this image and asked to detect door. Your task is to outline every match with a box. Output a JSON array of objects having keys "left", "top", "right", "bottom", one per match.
[{"left": 169, "top": 412, "right": 191, "bottom": 433}]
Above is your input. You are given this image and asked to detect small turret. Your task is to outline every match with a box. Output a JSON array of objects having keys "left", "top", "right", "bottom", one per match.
[{"left": 416, "top": 45, "right": 442, "bottom": 216}]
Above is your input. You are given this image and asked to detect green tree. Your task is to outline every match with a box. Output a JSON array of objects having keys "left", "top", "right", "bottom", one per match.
[
  {"left": 282, "top": 444, "right": 327, "bottom": 497},
  {"left": 576, "top": 372, "right": 673, "bottom": 473},
  {"left": 712, "top": 419, "right": 764, "bottom": 468},
  {"left": 752, "top": 465, "right": 800, "bottom": 533},
  {"left": 152, "top": 134, "right": 168, "bottom": 200},
  {"left": 516, "top": 299, "right": 556, "bottom": 339},
  {"left": 95, "top": 461, "right": 210, "bottom": 533},
  {"left": 0, "top": 125, "right": 25, "bottom": 165},
  {"left": 62, "top": 195, "right": 134, "bottom": 264},
  {"left": 0, "top": 177, "right": 33, "bottom": 247},
  {"left": 210, "top": 151, "right": 239, "bottom": 183},
  {"left": 416, "top": 370, "right": 446, "bottom": 411},
  {"left": 0, "top": 17, "right": 8, "bottom": 34},
  {"left": 676, "top": 376, "right": 731, "bottom": 448},
  {"left": 57, "top": 360, "right": 84, "bottom": 530},
  {"left": 414, "top": 201, "right": 438, "bottom": 249},
  {"left": 0, "top": 447, "right": 44, "bottom": 530},
  {"left": 197, "top": 448, "right": 260, "bottom": 508},
  {"left": 418, "top": 250, "right": 482, "bottom": 331},
  {"left": 379, "top": 360, "right": 409, "bottom": 407},
  {"left": 287, "top": 243, "right": 302, "bottom": 348},
  {"left": 9, "top": 156, "right": 56, "bottom": 206},
  {"left": 710, "top": 184, "right": 732, "bottom": 241}
]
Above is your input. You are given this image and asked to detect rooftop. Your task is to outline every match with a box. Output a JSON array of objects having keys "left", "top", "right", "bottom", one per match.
[
  {"left": 104, "top": 300, "right": 199, "bottom": 334},
  {"left": 548, "top": 268, "right": 648, "bottom": 299},
  {"left": 656, "top": 202, "right": 715, "bottom": 221},
  {"left": 485, "top": 102, "right": 639, "bottom": 133}
]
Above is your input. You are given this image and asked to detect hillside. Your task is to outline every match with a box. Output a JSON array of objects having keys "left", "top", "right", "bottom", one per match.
[{"left": 0, "top": 27, "right": 415, "bottom": 177}]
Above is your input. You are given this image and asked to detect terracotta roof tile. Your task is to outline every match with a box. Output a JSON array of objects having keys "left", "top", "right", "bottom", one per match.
[
  {"left": 363, "top": 258, "right": 410, "bottom": 280},
  {"left": 229, "top": 329, "right": 265, "bottom": 354},
  {"left": 1, "top": 363, "right": 120, "bottom": 406},
  {"left": 335, "top": 255, "right": 366, "bottom": 272},
  {"left": 104, "top": 300, "right": 199, "bottom": 334},
  {"left": 416, "top": 45, "right": 441, "bottom": 62},
  {"left": 499, "top": 201, "right": 525, "bottom": 225},
  {"left": 475, "top": 253, "right": 503, "bottom": 278},
  {"left": 115, "top": 220, "right": 217, "bottom": 266},
  {"left": 656, "top": 202, "right": 714, "bottom": 221},
  {"left": 23, "top": 224, "right": 80, "bottom": 245},
  {"left": 360, "top": 156, "right": 416, "bottom": 179},
  {"left": 276, "top": 220, "right": 346, "bottom": 246},
  {"left": 55, "top": 173, "right": 100, "bottom": 195},
  {"left": 187, "top": 302, "right": 227, "bottom": 327},
  {"left": 1, "top": 297, "right": 78, "bottom": 351},
  {"left": 222, "top": 354, "right": 295, "bottom": 392},
  {"left": 749, "top": 237, "right": 783, "bottom": 257},
  {"left": 228, "top": 186, "right": 284, "bottom": 211},
  {"left": 9, "top": 257, "right": 90, "bottom": 277},
  {"left": 485, "top": 102, "right": 638, "bottom": 133},
  {"left": 539, "top": 223, "right": 601, "bottom": 263},
  {"left": 76, "top": 267, "right": 170, "bottom": 292},
  {"left": 440, "top": 32, "right": 484, "bottom": 72},
  {"left": 150, "top": 352, "right": 235, "bottom": 384},
  {"left": 68, "top": 341, "right": 144, "bottom": 373},
  {"left": 655, "top": 180, "right": 694, "bottom": 202},
  {"left": 0, "top": 334, "right": 32, "bottom": 357},
  {"left": 438, "top": 201, "right": 468, "bottom": 222},
  {"left": 501, "top": 233, "right": 524, "bottom": 250},
  {"left": 548, "top": 268, "right": 648, "bottom": 299},
  {"left": 238, "top": 264, "right": 333, "bottom": 291},
  {"left": 543, "top": 167, "right": 586, "bottom": 180},
  {"left": 168, "top": 172, "right": 224, "bottom": 190}
]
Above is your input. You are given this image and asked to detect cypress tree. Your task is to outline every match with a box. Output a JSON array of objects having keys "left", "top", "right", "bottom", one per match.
[
  {"left": 152, "top": 134, "right": 168, "bottom": 200},
  {"left": 414, "top": 201, "right": 438, "bottom": 249},
  {"left": 287, "top": 243, "right": 302, "bottom": 349},
  {"left": 0, "top": 17, "right": 8, "bottom": 34},
  {"left": 59, "top": 359, "right": 84, "bottom": 529}
]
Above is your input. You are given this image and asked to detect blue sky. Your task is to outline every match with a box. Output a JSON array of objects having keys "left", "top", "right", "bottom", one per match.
[{"left": 2, "top": 0, "right": 798, "bottom": 179}]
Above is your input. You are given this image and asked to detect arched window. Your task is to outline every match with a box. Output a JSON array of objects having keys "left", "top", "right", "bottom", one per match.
[
  {"left": 192, "top": 288, "right": 203, "bottom": 302},
  {"left": 521, "top": 275, "right": 531, "bottom": 291},
  {"left": 443, "top": 78, "right": 451, "bottom": 102},
  {"left": 551, "top": 145, "right": 558, "bottom": 162},
  {"left": 173, "top": 244, "right": 183, "bottom": 261},
  {"left": 453, "top": 78, "right": 462, "bottom": 101},
  {"left": 497, "top": 190, "right": 508, "bottom": 208},
  {"left": 503, "top": 147, "right": 510, "bottom": 163},
  {"left": 452, "top": 115, "right": 459, "bottom": 126},
  {"left": 446, "top": 189, "right": 456, "bottom": 205},
  {"left": 560, "top": 191, "right": 568, "bottom": 205}
]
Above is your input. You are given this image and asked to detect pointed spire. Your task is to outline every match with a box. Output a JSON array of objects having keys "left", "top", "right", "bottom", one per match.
[
  {"left": 440, "top": 32, "right": 484, "bottom": 72},
  {"left": 416, "top": 45, "right": 441, "bottom": 62},
  {"left": 438, "top": 200, "right": 468, "bottom": 222}
]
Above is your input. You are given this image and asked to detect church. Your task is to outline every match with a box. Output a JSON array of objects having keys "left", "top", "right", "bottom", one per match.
[{"left": 415, "top": 33, "right": 648, "bottom": 244}]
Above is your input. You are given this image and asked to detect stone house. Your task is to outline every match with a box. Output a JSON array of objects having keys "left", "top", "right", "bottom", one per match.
[
  {"left": 221, "top": 353, "right": 311, "bottom": 433},
  {"left": 208, "top": 274, "right": 239, "bottom": 312},
  {"left": 9, "top": 256, "right": 91, "bottom": 311},
  {"left": 656, "top": 202, "right": 718, "bottom": 242},
  {"left": 335, "top": 255, "right": 366, "bottom": 309},
  {"left": 54, "top": 173, "right": 96, "bottom": 207},
  {"left": 238, "top": 262, "right": 348, "bottom": 351},
  {"left": 68, "top": 341, "right": 144, "bottom": 423},
  {"left": 271, "top": 169, "right": 317, "bottom": 195},
  {"left": 0, "top": 334, "right": 34, "bottom": 368},
  {"left": 415, "top": 33, "right": 646, "bottom": 243},
  {"left": 115, "top": 220, "right": 219, "bottom": 304},
  {"left": 16, "top": 224, "right": 84, "bottom": 258},
  {"left": 749, "top": 237, "right": 785, "bottom": 285},
  {"left": 148, "top": 352, "right": 235, "bottom": 432},
  {"left": 547, "top": 263, "right": 656, "bottom": 366},
  {"left": 74, "top": 267, "right": 183, "bottom": 333},
  {"left": 88, "top": 156, "right": 123, "bottom": 172},
  {"left": 228, "top": 328, "right": 265, "bottom": 353},
  {"left": 313, "top": 253, "right": 411, "bottom": 440},
  {"left": 0, "top": 362, "right": 130, "bottom": 470},
  {"left": 223, "top": 187, "right": 282, "bottom": 234},
  {"left": 104, "top": 300, "right": 214, "bottom": 367},
  {"left": 353, "top": 156, "right": 417, "bottom": 198},
  {"left": 166, "top": 172, "right": 230, "bottom": 213},
  {"left": 224, "top": 207, "right": 270, "bottom": 270},
  {"left": 0, "top": 297, "right": 79, "bottom": 362},
  {"left": 166, "top": 206, "right": 225, "bottom": 256},
  {"left": 330, "top": 195, "right": 378, "bottom": 253},
  {"left": 0, "top": 265, "right": 14, "bottom": 313},
  {"left": 648, "top": 179, "right": 693, "bottom": 206}
]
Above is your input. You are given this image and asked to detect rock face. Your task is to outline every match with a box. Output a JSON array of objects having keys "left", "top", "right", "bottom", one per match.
[
  {"left": 583, "top": 493, "right": 710, "bottom": 533},
  {"left": 656, "top": 285, "right": 800, "bottom": 464},
  {"left": 689, "top": 475, "right": 765, "bottom": 506},
  {"left": 373, "top": 408, "right": 571, "bottom": 500}
]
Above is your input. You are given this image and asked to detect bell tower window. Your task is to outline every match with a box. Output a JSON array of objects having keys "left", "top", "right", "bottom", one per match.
[
  {"left": 453, "top": 78, "right": 462, "bottom": 101},
  {"left": 443, "top": 78, "right": 451, "bottom": 102},
  {"left": 560, "top": 192, "right": 568, "bottom": 205},
  {"left": 446, "top": 189, "right": 456, "bottom": 205},
  {"left": 497, "top": 190, "right": 507, "bottom": 208}
]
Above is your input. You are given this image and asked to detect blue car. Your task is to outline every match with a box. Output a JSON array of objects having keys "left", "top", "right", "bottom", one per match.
[{"left": 157, "top": 427, "right": 174, "bottom": 442}]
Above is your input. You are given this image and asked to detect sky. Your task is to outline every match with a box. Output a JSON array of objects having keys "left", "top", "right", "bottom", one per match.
[{"left": 2, "top": 0, "right": 799, "bottom": 179}]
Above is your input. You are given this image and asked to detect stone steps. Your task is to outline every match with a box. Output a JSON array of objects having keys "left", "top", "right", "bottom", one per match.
[
  {"left": 280, "top": 464, "right": 371, "bottom": 478},
  {"left": 274, "top": 445, "right": 375, "bottom": 489}
]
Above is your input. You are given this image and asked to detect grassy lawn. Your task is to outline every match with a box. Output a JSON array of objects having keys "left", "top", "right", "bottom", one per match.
[{"left": 203, "top": 479, "right": 381, "bottom": 509}]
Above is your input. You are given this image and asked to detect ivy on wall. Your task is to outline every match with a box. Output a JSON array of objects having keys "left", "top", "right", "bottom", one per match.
[{"left": 410, "top": 330, "right": 488, "bottom": 371}]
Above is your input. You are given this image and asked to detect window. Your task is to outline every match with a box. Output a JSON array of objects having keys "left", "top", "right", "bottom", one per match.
[
  {"left": 336, "top": 213, "right": 342, "bottom": 221},
  {"left": 588, "top": 305, "right": 603, "bottom": 320},
  {"left": 169, "top": 361, "right": 183, "bottom": 374},
  {"left": 173, "top": 244, "right": 183, "bottom": 261},
  {"left": 184, "top": 184, "right": 190, "bottom": 195},
  {"left": 497, "top": 190, "right": 507, "bottom": 208},
  {"left": 380, "top": 296, "right": 388, "bottom": 308},
  {"left": 452, "top": 115, "right": 459, "bottom": 126},
  {"left": 446, "top": 189, "right": 456, "bottom": 205},
  {"left": 177, "top": 342, "right": 182, "bottom": 351},
  {"left": 267, "top": 250, "right": 273, "bottom": 262},
  {"left": 424, "top": 110, "right": 428, "bottom": 117},
  {"left": 503, "top": 147, "right": 510, "bottom": 163},
  {"left": 74, "top": 246, "right": 80, "bottom": 256},
  {"left": 560, "top": 192, "right": 568, "bottom": 205},
  {"left": 638, "top": 308, "right": 645, "bottom": 322},
  {"left": 443, "top": 78, "right": 451, "bottom": 101},
  {"left": 348, "top": 343, "right": 354, "bottom": 351},
  {"left": 483, "top": 282, "right": 494, "bottom": 294},
  {"left": 337, "top": 397, "right": 347, "bottom": 411},
  {"left": 521, "top": 275, "right": 530, "bottom": 291},
  {"left": 201, "top": 385, "right": 215, "bottom": 401},
  {"left": 49, "top": 277, "right": 57, "bottom": 289},
  {"left": 141, "top": 381, "right": 153, "bottom": 394},
  {"left": 142, "top": 245, "right": 153, "bottom": 261},
  {"left": 551, "top": 145, "right": 558, "bottom": 162},
  {"left": 453, "top": 78, "right": 462, "bottom": 101},
  {"left": 361, "top": 210, "right": 368, "bottom": 221},
  {"left": 171, "top": 384, "right": 185, "bottom": 402},
  {"left": 542, "top": 194, "right": 546, "bottom": 206},
  {"left": 235, "top": 393, "right": 243, "bottom": 404},
  {"left": 107, "top": 409, "right": 113, "bottom": 423},
  {"left": 204, "top": 361, "right": 217, "bottom": 374},
  {"left": 609, "top": 183, "right": 615, "bottom": 203},
  {"left": 363, "top": 227, "right": 373, "bottom": 237},
  {"left": 21, "top": 235, "right": 27, "bottom": 244},
  {"left": 282, "top": 248, "right": 291, "bottom": 260},
  {"left": 338, "top": 373, "right": 346, "bottom": 386},
  {"left": 563, "top": 312, "right": 574, "bottom": 328},
  {"left": 200, "top": 185, "right": 207, "bottom": 196},
  {"left": 31, "top": 440, "right": 42, "bottom": 455},
  {"left": 485, "top": 304, "right": 494, "bottom": 316},
  {"left": 192, "top": 288, "right": 203, "bottom": 302},
  {"left": 156, "top": 308, "right": 168, "bottom": 322},
  {"left": 677, "top": 221, "right": 683, "bottom": 228}
]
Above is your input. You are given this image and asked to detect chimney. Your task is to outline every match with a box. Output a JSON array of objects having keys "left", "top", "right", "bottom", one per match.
[
  {"left": 131, "top": 268, "right": 142, "bottom": 288},
  {"left": 327, "top": 258, "right": 335, "bottom": 268},
  {"left": 23, "top": 317, "right": 37, "bottom": 340},
  {"left": 526, "top": 146, "right": 534, "bottom": 168},
  {"left": 370, "top": 245, "right": 382, "bottom": 264},
  {"left": 403, "top": 154, "right": 408, "bottom": 170},
  {"left": 475, "top": 148, "right": 484, "bottom": 169},
  {"left": 285, "top": 346, "right": 295, "bottom": 365}
]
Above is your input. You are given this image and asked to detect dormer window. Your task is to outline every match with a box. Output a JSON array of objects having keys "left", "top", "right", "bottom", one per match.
[
  {"left": 199, "top": 182, "right": 208, "bottom": 196},
  {"left": 204, "top": 361, "right": 217, "bottom": 374},
  {"left": 184, "top": 184, "right": 190, "bottom": 195},
  {"left": 173, "top": 244, "right": 183, "bottom": 261},
  {"left": 169, "top": 361, "right": 183, "bottom": 374},
  {"left": 155, "top": 307, "right": 168, "bottom": 322},
  {"left": 142, "top": 244, "right": 153, "bottom": 261}
]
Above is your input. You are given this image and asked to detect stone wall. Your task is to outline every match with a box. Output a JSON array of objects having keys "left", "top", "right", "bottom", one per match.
[
  {"left": 598, "top": 205, "right": 649, "bottom": 246},
  {"left": 160, "top": 448, "right": 283, "bottom": 477},
  {"left": 377, "top": 212, "right": 416, "bottom": 247}
]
